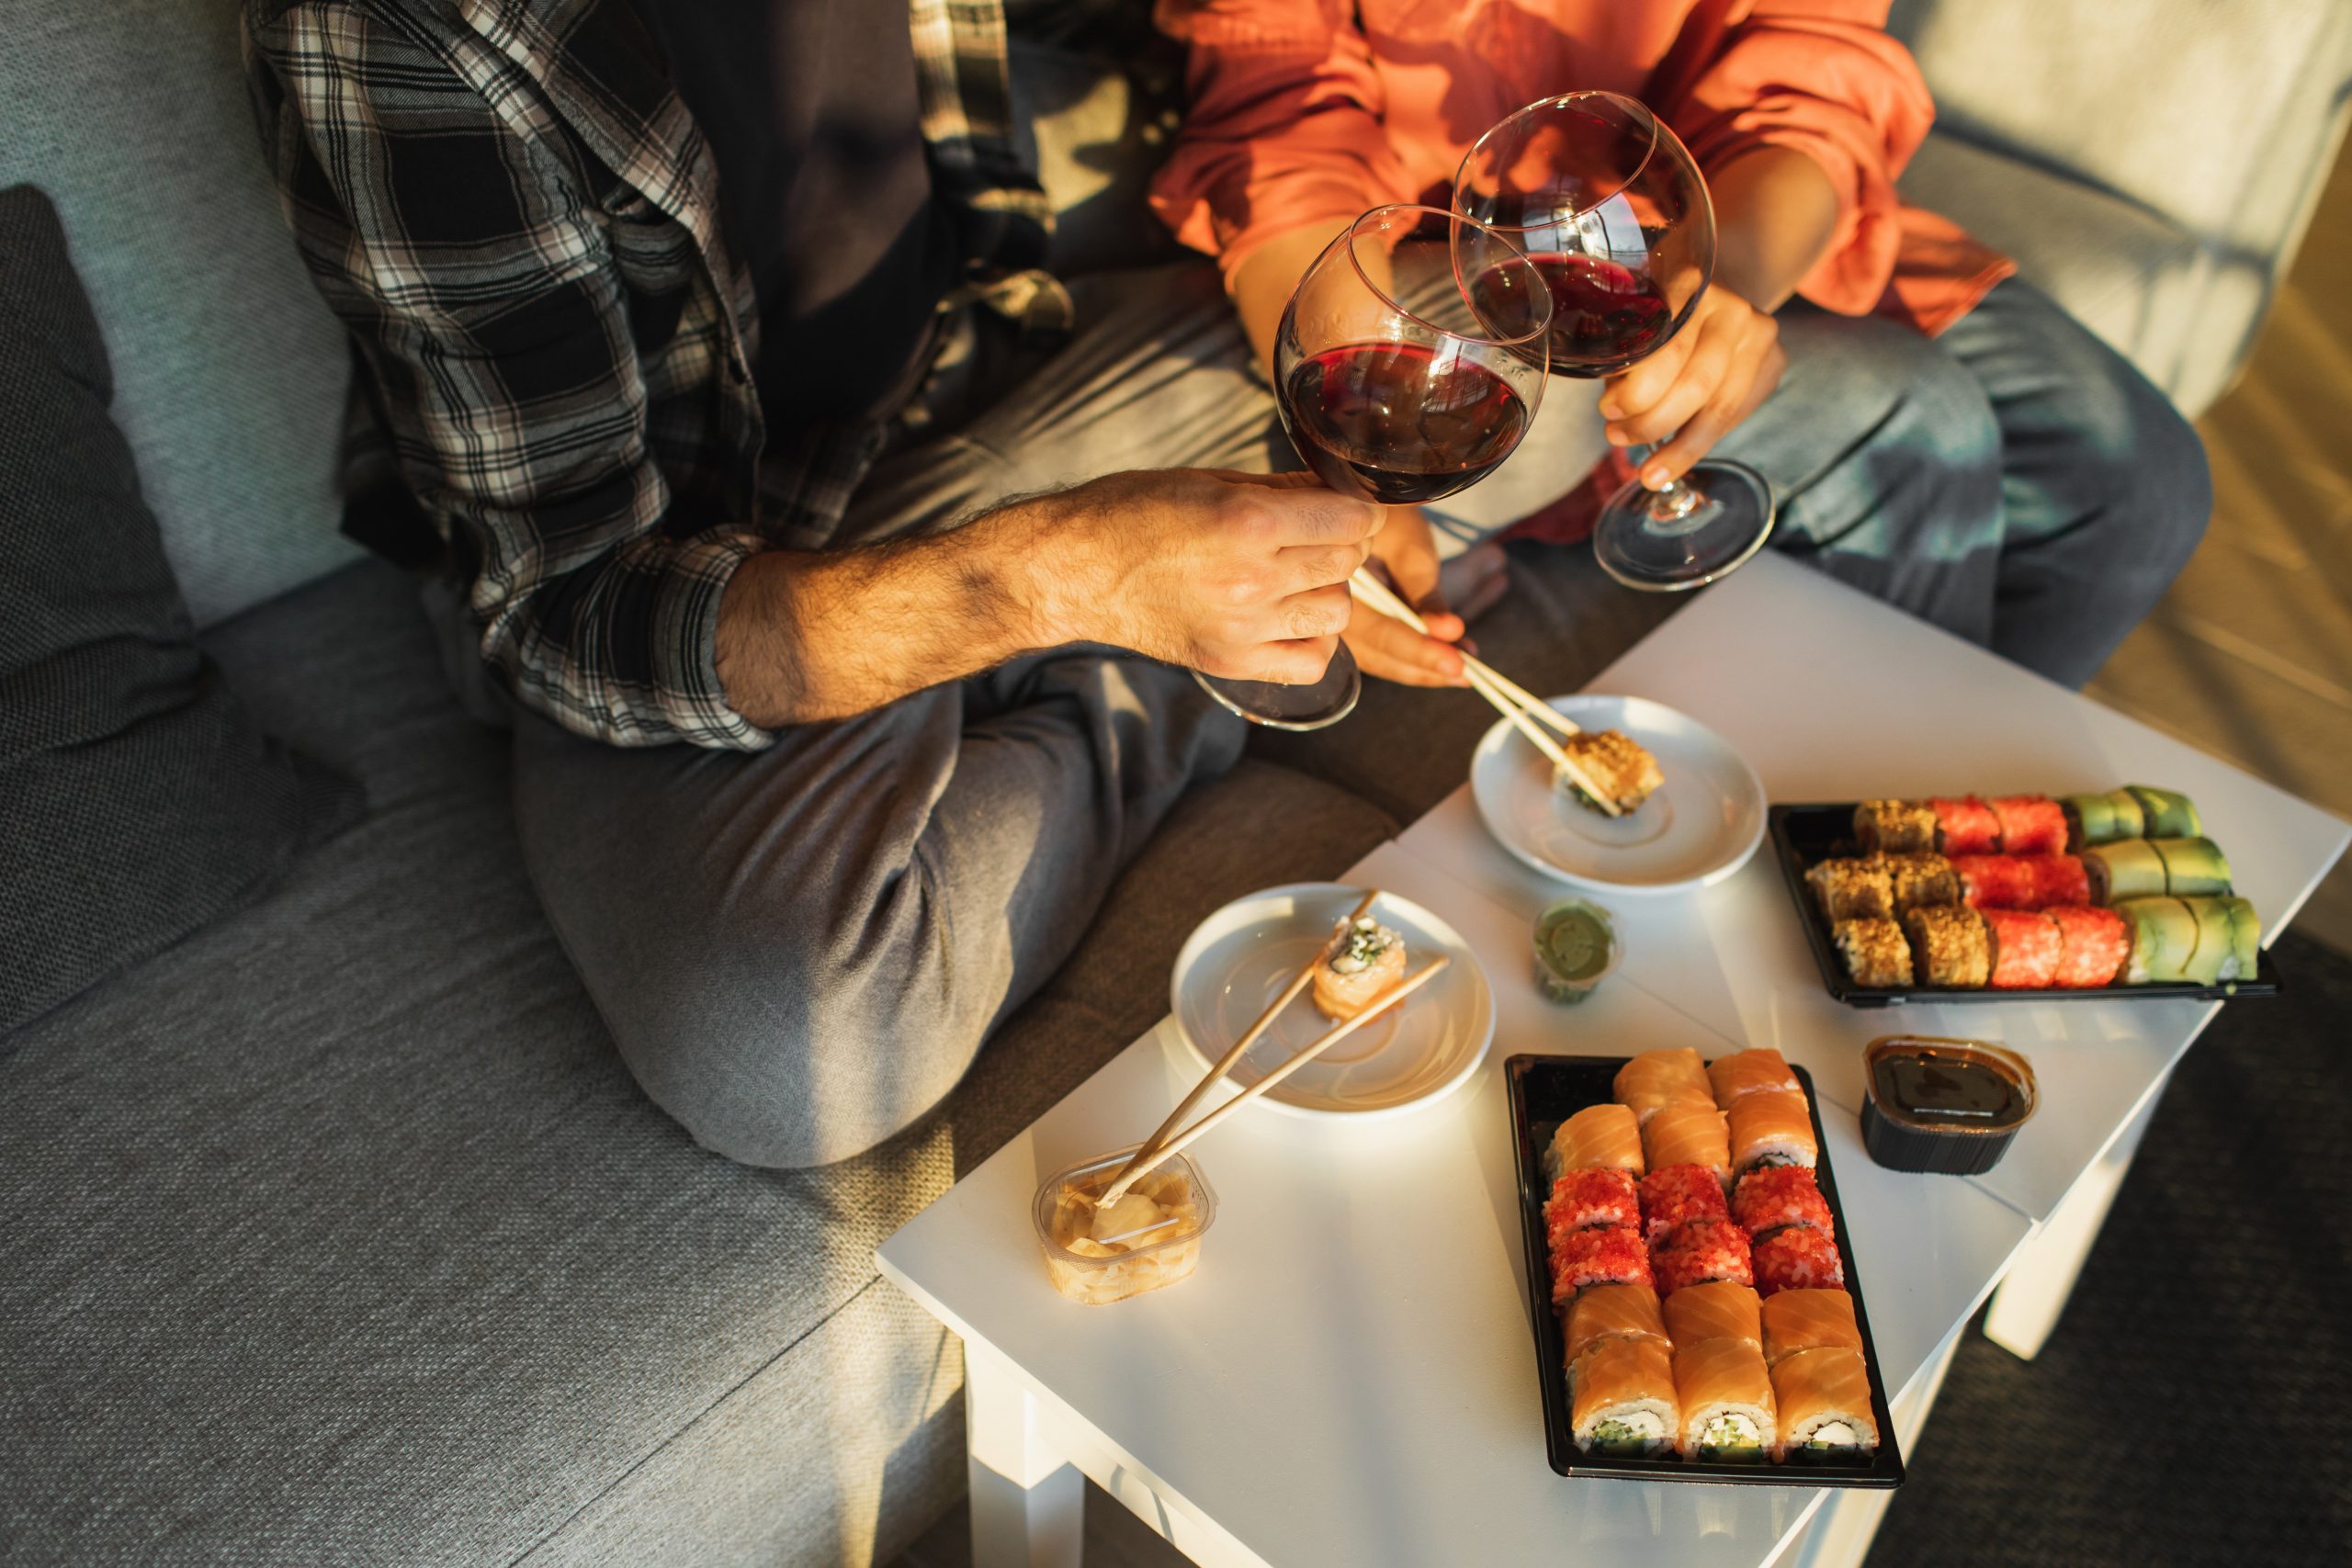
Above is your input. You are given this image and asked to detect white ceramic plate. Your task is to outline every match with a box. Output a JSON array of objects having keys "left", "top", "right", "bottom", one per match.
[
  {"left": 1470, "top": 694, "right": 1766, "bottom": 896},
  {"left": 1169, "top": 883, "right": 1494, "bottom": 1120}
]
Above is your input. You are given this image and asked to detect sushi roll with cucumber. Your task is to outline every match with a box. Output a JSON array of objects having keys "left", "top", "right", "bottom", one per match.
[
  {"left": 1671, "top": 1337, "right": 1778, "bottom": 1461},
  {"left": 1661, "top": 1280, "right": 1764, "bottom": 1350},
  {"left": 2219, "top": 896, "right": 2263, "bottom": 982},
  {"left": 2151, "top": 836, "right": 2233, "bottom": 897},
  {"left": 1311, "top": 915, "right": 1405, "bottom": 1021},
  {"left": 1761, "top": 1290, "right": 1864, "bottom": 1369},
  {"left": 1544, "top": 1102, "right": 1645, "bottom": 1182},
  {"left": 1769, "top": 1348, "right": 1879, "bottom": 1461},
  {"left": 2125, "top": 784, "right": 2203, "bottom": 838},
  {"left": 2062, "top": 787, "right": 2146, "bottom": 850},
  {"left": 1569, "top": 1337, "right": 1680, "bottom": 1456},
  {"left": 2117, "top": 897, "right": 2199, "bottom": 984},
  {"left": 2085, "top": 840, "right": 2168, "bottom": 905},
  {"left": 1563, "top": 1282, "right": 1669, "bottom": 1361}
]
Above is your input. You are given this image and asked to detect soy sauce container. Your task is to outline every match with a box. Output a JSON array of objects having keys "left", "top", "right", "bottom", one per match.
[{"left": 1860, "top": 1036, "right": 2039, "bottom": 1176}]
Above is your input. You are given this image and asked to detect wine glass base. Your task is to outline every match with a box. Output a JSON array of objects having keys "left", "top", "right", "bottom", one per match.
[
  {"left": 1593, "top": 458, "right": 1776, "bottom": 592},
  {"left": 1193, "top": 649, "right": 1362, "bottom": 731}
]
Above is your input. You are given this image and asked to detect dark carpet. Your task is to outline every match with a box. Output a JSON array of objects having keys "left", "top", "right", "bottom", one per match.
[{"left": 1866, "top": 931, "right": 2352, "bottom": 1568}]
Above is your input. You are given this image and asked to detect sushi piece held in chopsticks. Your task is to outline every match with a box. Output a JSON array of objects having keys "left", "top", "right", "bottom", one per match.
[
  {"left": 1926, "top": 796, "right": 2000, "bottom": 855},
  {"left": 1551, "top": 1224, "right": 1654, "bottom": 1306},
  {"left": 1761, "top": 1289, "right": 1863, "bottom": 1368},
  {"left": 1754, "top": 1225, "right": 1845, "bottom": 1296},
  {"left": 2047, "top": 905, "right": 2130, "bottom": 988},
  {"left": 1733, "top": 1166, "right": 1834, "bottom": 1241},
  {"left": 1833, "top": 918, "right": 1914, "bottom": 988},
  {"left": 2085, "top": 840, "right": 2167, "bottom": 905},
  {"left": 1546, "top": 1168, "right": 1640, "bottom": 1236},
  {"left": 1805, "top": 857, "right": 1894, "bottom": 921},
  {"left": 1642, "top": 1098, "right": 1732, "bottom": 1189},
  {"left": 1563, "top": 1282, "right": 1669, "bottom": 1361},
  {"left": 2125, "top": 784, "right": 2202, "bottom": 839},
  {"left": 1989, "top": 795, "right": 2068, "bottom": 855},
  {"left": 1672, "top": 1337, "right": 1778, "bottom": 1461},
  {"left": 1707, "top": 1047, "right": 1799, "bottom": 1108},
  {"left": 1612, "top": 1048, "right": 1712, "bottom": 1125},
  {"left": 1902, "top": 906, "right": 1991, "bottom": 987},
  {"left": 1552, "top": 729, "right": 1663, "bottom": 815},
  {"left": 1728, "top": 1088, "right": 1818, "bottom": 1175},
  {"left": 1570, "top": 1337, "right": 1680, "bottom": 1456},
  {"left": 1311, "top": 915, "right": 1405, "bottom": 1021},
  {"left": 1651, "top": 1215, "right": 1755, "bottom": 1295},
  {"left": 1983, "top": 908, "right": 2064, "bottom": 989},
  {"left": 1661, "top": 1280, "right": 1762, "bottom": 1350},
  {"left": 2062, "top": 787, "right": 2146, "bottom": 850},
  {"left": 1638, "top": 1163, "right": 1729, "bottom": 1244},
  {"left": 1770, "top": 1348, "right": 1878, "bottom": 1461},
  {"left": 1883, "top": 852, "right": 1960, "bottom": 913},
  {"left": 1544, "top": 1102, "right": 1645, "bottom": 1182},
  {"left": 1853, "top": 799, "right": 1938, "bottom": 854}
]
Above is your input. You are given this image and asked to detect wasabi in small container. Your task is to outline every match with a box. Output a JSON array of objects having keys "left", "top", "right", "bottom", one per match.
[{"left": 1533, "top": 897, "right": 1621, "bottom": 1004}]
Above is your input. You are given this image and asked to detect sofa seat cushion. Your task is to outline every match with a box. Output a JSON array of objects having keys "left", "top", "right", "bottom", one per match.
[{"left": 0, "top": 558, "right": 1401, "bottom": 1564}]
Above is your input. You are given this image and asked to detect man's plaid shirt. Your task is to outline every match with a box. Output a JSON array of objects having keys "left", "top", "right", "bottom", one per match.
[{"left": 242, "top": 0, "right": 1048, "bottom": 748}]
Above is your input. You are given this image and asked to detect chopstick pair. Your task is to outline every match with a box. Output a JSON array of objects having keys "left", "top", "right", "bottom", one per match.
[
  {"left": 1347, "top": 569, "right": 1622, "bottom": 818},
  {"left": 1096, "top": 890, "right": 1451, "bottom": 1208}
]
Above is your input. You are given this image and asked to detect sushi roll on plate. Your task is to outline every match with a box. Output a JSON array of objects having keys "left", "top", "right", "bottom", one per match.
[
  {"left": 1544, "top": 1102, "right": 1645, "bottom": 1182},
  {"left": 1660, "top": 1280, "right": 1762, "bottom": 1350},
  {"left": 1638, "top": 1163, "right": 1729, "bottom": 1244},
  {"left": 1311, "top": 915, "right": 1406, "bottom": 1021},
  {"left": 1551, "top": 1224, "right": 1654, "bottom": 1306},
  {"left": 1733, "top": 1165, "right": 1835, "bottom": 1242},
  {"left": 1652, "top": 1215, "right": 1755, "bottom": 1295},
  {"left": 1901, "top": 906, "right": 1991, "bottom": 988},
  {"left": 1832, "top": 918, "right": 1913, "bottom": 988},
  {"left": 1562, "top": 1281, "right": 1669, "bottom": 1361},
  {"left": 1727, "top": 1088, "right": 1817, "bottom": 1176},
  {"left": 1769, "top": 1348, "right": 1879, "bottom": 1461},
  {"left": 1853, "top": 799, "right": 1938, "bottom": 854},
  {"left": 1553, "top": 728, "right": 1664, "bottom": 815},
  {"left": 1805, "top": 857, "right": 1894, "bottom": 921},
  {"left": 1761, "top": 1289, "right": 1864, "bottom": 1369},
  {"left": 1754, "top": 1225, "right": 1846, "bottom": 1296},
  {"left": 1672, "top": 1337, "right": 1778, "bottom": 1462},
  {"left": 1546, "top": 1168, "right": 1641, "bottom": 1235},
  {"left": 1569, "top": 1337, "right": 1679, "bottom": 1456}
]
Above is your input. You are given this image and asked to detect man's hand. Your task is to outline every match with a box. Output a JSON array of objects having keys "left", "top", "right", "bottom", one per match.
[
  {"left": 1034, "top": 468, "right": 1385, "bottom": 686},
  {"left": 1598, "top": 285, "right": 1785, "bottom": 489},
  {"left": 1342, "top": 508, "right": 1511, "bottom": 688}
]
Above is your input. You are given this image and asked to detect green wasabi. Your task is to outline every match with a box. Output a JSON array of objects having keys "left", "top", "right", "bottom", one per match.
[{"left": 1533, "top": 899, "right": 1619, "bottom": 1004}]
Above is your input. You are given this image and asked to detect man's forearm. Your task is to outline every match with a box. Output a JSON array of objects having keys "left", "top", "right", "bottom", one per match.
[
  {"left": 715, "top": 499, "right": 1056, "bottom": 728},
  {"left": 1707, "top": 146, "right": 1841, "bottom": 313}
]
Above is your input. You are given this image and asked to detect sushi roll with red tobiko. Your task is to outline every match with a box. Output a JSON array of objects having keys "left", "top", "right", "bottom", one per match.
[
  {"left": 1637, "top": 1163, "right": 1729, "bottom": 1244},
  {"left": 1984, "top": 908, "right": 2064, "bottom": 989},
  {"left": 1990, "top": 795, "right": 2069, "bottom": 855},
  {"left": 1551, "top": 1224, "right": 1653, "bottom": 1307},
  {"left": 1651, "top": 1215, "right": 1755, "bottom": 1296},
  {"left": 2048, "top": 905, "right": 2130, "bottom": 988},
  {"left": 1546, "top": 1168, "right": 1640, "bottom": 1237},
  {"left": 1951, "top": 855, "right": 2040, "bottom": 910},
  {"left": 1733, "top": 1166, "right": 1835, "bottom": 1241},
  {"left": 2029, "top": 853, "right": 2091, "bottom": 908},
  {"left": 1927, "top": 796, "right": 2000, "bottom": 855},
  {"left": 1754, "top": 1225, "right": 1846, "bottom": 1296}
]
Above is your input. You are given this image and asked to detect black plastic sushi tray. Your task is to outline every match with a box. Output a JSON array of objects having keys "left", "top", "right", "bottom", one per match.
[
  {"left": 1770, "top": 804, "right": 2284, "bottom": 1008},
  {"left": 1505, "top": 1055, "right": 1905, "bottom": 1488}
]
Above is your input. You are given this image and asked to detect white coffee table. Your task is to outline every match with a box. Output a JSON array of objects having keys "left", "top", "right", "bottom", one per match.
[{"left": 878, "top": 555, "right": 2349, "bottom": 1568}]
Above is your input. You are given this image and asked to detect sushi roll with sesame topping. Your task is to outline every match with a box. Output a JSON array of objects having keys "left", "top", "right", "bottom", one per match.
[
  {"left": 1311, "top": 915, "right": 1405, "bottom": 1021},
  {"left": 1901, "top": 906, "right": 1991, "bottom": 988},
  {"left": 1882, "top": 853, "right": 1960, "bottom": 913},
  {"left": 1853, "top": 799, "right": 1938, "bottom": 854},
  {"left": 1805, "top": 856, "right": 1894, "bottom": 921},
  {"left": 1832, "top": 917, "right": 1914, "bottom": 989},
  {"left": 1553, "top": 728, "right": 1664, "bottom": 814}
]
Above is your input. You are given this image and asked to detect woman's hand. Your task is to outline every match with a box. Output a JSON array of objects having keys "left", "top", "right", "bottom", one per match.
[
  {"left": 1342, "top": 508, "right": 1510, "bottom": 687},
  {"left": 1598, "top": 285, "right": 1786, "bottom": 489}
]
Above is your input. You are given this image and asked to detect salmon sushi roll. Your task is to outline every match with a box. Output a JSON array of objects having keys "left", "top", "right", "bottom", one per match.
[
  {"left": 1733, "top": 1165, "right": 1835, "bottom": 1241},
  {"left": 1706, "top": 1047, "right": 1799, "bottom": 1108},
  {"left": 2047, "top": 905, "right": 2130, "bottom": 988},
  {"left": 1563, "top": 1282, "right": 1669, "bottom": 1361},
  {"left": 1832, "top": 918, "right": 1914, "bottom": 988},
  {"left": 1990, "top": 795, "right": 2068, "bottom": 855},
  {"left": 1312, "top": 916, "right": 1406, "bottom": 1021},
  {"left": 1760, "top": 1289, "right": 1863, "bottom": 1369},
  {"left": 1928, "top": 796, "right": 2001, "bottom": 855},
  {"left": 1661, "top": 1280, "right": 1763, "bottom": 1350},
  {"left": 1544, "top": 1102, "right": 1645, "bottom": 1183},
  {"left": 1546, "top": 1168, "right": 1641, "bottom": 1236},
  {"left": 1853, "top": 799, "right": 1938, "bottom": 854},
  {"left": 1612, "top": 1048, "right": 1712, "bottom": 1125},
  {"left": 1638, "top": 1163, "right": 1729, "bottom": 1244},
  {"left": 1551, "top": 1224, "right": 1653, "bottom": 1306},
  {"left": 2028, "top": 853, "right": 2091, "bottom": 908},
  {"left": 1805, "top": 857, "right": 1894, "bottom": 921},
  {"left": 1641, "top": 1098, "right": 1731, "bottom": 1188},
  {"left": 1984, "top": 908, "right": 2064, "bottom": 989},
  {"left": 1770, "top": 1348, "right": 1878, "bottom": 1460},
  {"left": 1728, "top": 1088, "right": 1818, "bottom": 1175},
  {"left": 1671, "top": 1337, "right": 1778, "bottom": 1461},
  {"left": 1570, "top": 1337, "right": 1680, "bottom": 1456},
  {"left": 1902, "top": 906, "right": 1990, "bottom": 988},
  {"left": 1651, "top": 1215, "right": 1754, "bottom": 1296},
  {"left": 1883, "top": 853, "right": 1961, "bottom": 913},
  {"left": 1754, "top": 1225, "right": 1845, "bottom": 1297},
  {"left": 1951, "top": 854, "right": 2039, "bottom": 909}
]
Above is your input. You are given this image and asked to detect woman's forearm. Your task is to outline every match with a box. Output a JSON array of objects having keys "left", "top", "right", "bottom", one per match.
[
  {"left": 1228, "top": 219, "right": 1356, "bottom": 370},
  {"left": 1706, "top": 146, "right": 1842, "bottom": 312}
]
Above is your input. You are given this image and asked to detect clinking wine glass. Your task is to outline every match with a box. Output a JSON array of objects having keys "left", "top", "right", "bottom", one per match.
[
  {"left": 1453, "top": 91, "right": 1776, "bottom": 592},
  {"left": 1197, "top": 204, "right": 1554, "bottom": 728}
]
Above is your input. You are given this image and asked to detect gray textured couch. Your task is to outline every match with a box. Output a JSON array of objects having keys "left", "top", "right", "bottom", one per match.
[{"left": 4, "top": 4, "right": 2346, "bottom": 1564}]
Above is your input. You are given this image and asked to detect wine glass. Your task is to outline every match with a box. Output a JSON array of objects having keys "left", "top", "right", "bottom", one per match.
[
  {"left": 1453, "top": 91, "right": 1776, "bottom": 592},
  {"left": 1197, "top": 204, "right": 1553, "bottom": 728}
]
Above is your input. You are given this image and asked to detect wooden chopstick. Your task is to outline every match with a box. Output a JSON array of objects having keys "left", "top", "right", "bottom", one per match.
[
  {"left": 1347, "top": 569, "right": 1620, "bottom": 817},
  {"left": 1106, "top": 956, "right": 1453, "bottom": 1194},
  {"left": 1098, "top": 889, "right": 1380, "bottom": 1206}
]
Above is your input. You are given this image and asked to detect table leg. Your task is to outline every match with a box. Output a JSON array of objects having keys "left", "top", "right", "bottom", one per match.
[
  {"left": 967, "top": 1345, "right": 1085, "bottom": 1568},
  {"left": 1984, "top": 1085, "right": 2160, "bottom": 1361}
]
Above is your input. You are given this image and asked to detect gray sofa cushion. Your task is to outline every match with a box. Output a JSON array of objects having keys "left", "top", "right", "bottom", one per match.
[
  {"left": 0, "top": 186, "right": 363, "bottom": 1033},
  {"left": 0, "top": 558, "right": 1396, "bottom": 1565},
  {"left": 0, "top": 2, "right": 359, "bottom": 626}
]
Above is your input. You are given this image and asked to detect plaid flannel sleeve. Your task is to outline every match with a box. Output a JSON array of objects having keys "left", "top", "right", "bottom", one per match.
[{"left": 245, "top": 2, "right": 774, "bottom": 749}]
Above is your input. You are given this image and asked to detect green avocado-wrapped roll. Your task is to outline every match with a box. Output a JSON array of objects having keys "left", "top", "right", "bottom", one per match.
[
  {"left": 2062, "top": 787, "right": 2145, "bottom": 850},
  {"left": 2181, "top": 897, "right": 2236, "bottom": 986},
  {"left": 2219, "top": 896, "right": 2262, "bottom": 983},
  {"left": 2125, "top": 785, "right": 2202, "bottom": 839},
  {"left": 2118, "top": 897, "right": 2199, "bottom": 984},
  {"left": 2086, "top": 840, "right": 2168, "bottom": 905},
  {"left": 2152, "top": 837, "right": 2233, "bottom": 897}
]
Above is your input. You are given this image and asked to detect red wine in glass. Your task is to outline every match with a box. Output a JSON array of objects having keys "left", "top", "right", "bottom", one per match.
[
  {"left": 1529, "top": 254, "right": 1671, "bottom": 375},
  {"left": 1284, "top": 343, "right": 1532, "bottom": 506}
]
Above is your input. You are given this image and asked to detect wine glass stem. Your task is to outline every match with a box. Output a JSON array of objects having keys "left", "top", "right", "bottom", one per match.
[{"left": 1624, "top": 441, "right": 1706, "bottom": 524}]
